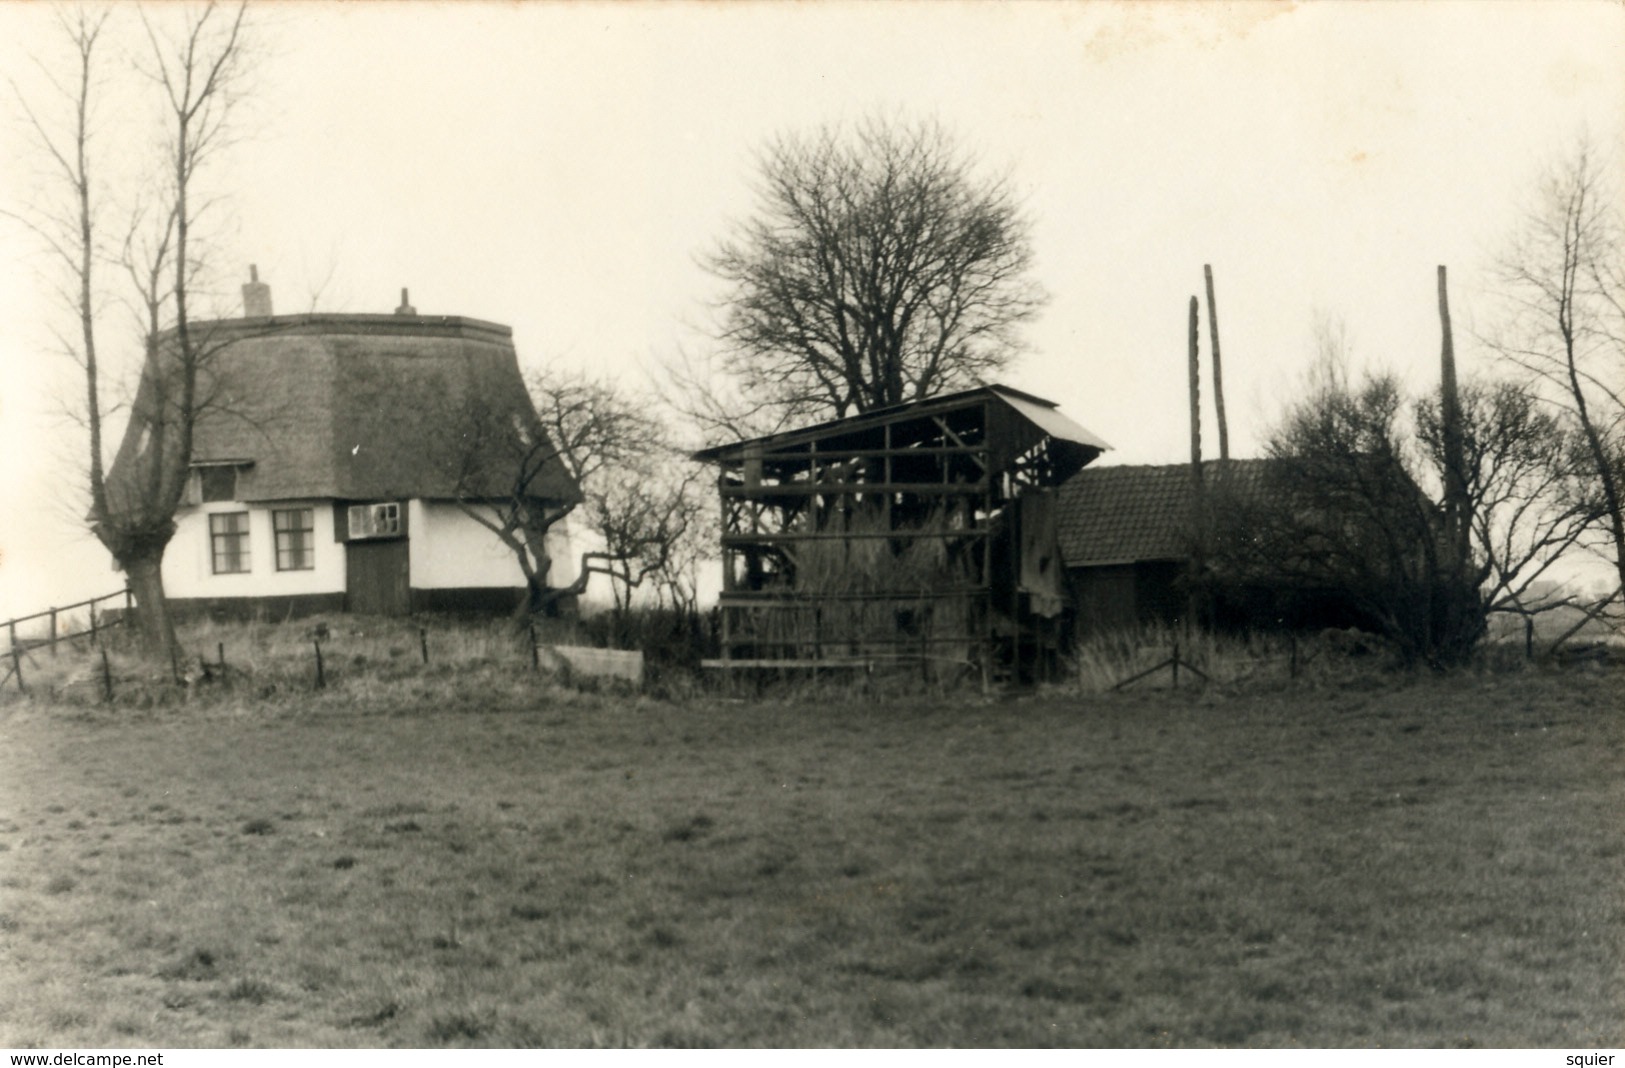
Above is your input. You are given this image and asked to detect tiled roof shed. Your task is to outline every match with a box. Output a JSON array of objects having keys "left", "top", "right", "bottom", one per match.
[{"left": 1056, "top": 459, "right": 1274, "bottom": 567}]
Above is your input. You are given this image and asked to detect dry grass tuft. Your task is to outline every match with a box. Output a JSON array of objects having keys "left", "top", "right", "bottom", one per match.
[{"left": 0, "top": 613, "right": 617, "bottom": 714}]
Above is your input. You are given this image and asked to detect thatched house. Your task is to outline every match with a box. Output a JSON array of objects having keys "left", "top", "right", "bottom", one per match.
[
  {"left": 102, "top": 276, "right": 579, "bottom": 618},
  {"left": 691, "top": 384, "right": 1110, "bottom": 683}
]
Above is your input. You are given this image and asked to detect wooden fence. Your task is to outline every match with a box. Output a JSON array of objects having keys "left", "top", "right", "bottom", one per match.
[{"left": 2, "top": 588, "right": 131, "bottom": 693}]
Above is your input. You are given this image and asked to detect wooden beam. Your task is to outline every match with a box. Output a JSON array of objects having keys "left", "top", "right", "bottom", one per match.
[
  {"left": 720, "top": 588, "right": 986, "bottom": 605},
  {"left": 722, "top": 530, "right": 990, "bottom": 545},
  {"left": 721, "top": 481, "right": 990, "bottom": 499}
]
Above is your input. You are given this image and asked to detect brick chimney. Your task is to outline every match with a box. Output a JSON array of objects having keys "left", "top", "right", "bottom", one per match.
[
  {"left": 394, "top": 288, "right": 416, "bottom": 316},
  {"left": 241, "top": 265, "right": 273, "bottom": 318}
]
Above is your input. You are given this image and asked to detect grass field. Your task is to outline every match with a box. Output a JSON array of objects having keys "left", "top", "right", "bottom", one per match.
[{"left": 1, "top": 665, "right": 1622, "bottom": 1047}]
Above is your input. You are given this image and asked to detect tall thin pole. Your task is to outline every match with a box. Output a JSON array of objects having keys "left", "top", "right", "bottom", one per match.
[
  {"left": 1438, "top": 266, "right": 1469, "bottom": 569},
  {"left": 1189, "top": 296, "right": 1203, "bottom": 477},
  {"left": 1188, "top": 296, "right": 1205, "bottom": 631},
  {"left": 1203, "top": 265, "right": 1230, "bottom": 463}
]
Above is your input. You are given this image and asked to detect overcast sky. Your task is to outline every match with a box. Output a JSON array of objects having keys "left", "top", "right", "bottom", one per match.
[{"left": 1, "top": 0, "right": 1622, "bottom": 614}]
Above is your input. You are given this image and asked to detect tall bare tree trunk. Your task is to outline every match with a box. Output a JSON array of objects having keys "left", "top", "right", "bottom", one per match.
[
  {"left": 1203, "top": 265, "right": 1229, "bottom": 463},
  {"left": 17, "top": 5, "right": 250, "bottom": 679},
  {"left": 1437, "top": 261, "right": 1474, "bottom": 652},
  {"left": 1434, "top": 266, "right": 1483, "bottom": 662},
  {"left": 1492, "top": 143, "right": 1625, "bottom": 612},
  {"left": 1437, "top": 267, "right": 1469, "bottom": 561},
  {"left": 1187, "top": 295, "right": 1205, "bottom": 630},
  {"left": 1569, "top": 356, "right": 1625, "bottom": 596},
  {"left": 124, "top": 548, "right": 179, "bottom": 670}
]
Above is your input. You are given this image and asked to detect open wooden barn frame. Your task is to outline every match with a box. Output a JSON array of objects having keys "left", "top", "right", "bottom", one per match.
[{"left": 692, "top": 385, "right": 1109, "bottom": 686}]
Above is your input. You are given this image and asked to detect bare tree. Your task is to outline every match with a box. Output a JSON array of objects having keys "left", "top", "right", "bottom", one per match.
[
  {"left": 1417, "top": 378, "right": 1603, "bottom": 627},
  {"left": 6, "top": 2, "right": 251, "bottom": 670},
  {"left": 4, "top": 7, "right": 113, "bottom": 550},
  {"left": 1488, "top": 140, "right": 1625, "bottom": 605},
  {"left": 1211, "top": 371, "right": 1597, "bottom": 667},
  {"left": 438, "top": 367, "right": 691, "bottom": 620},
  {"left": 433, "top": 388, "right": 576, "bottom": 620},
  {"left": 645, "top": 475, "right": 713, "bottom": 618},
  {"left": 688, "top": 115, "right": 1045, "bottom": 436},
  {"left": 1213, "top": 373, "right": 1472, "bottom": 668},
  {"left": 584, "top": 465, "right": 706, "bottom": 619}
]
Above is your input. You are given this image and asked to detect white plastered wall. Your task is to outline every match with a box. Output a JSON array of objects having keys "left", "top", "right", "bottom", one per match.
[
  {"left": 163, "top": 501, "right": 345, "bottom": 598},
  {"left": 406, "top": 500, "right": 576, "bottom": 591}
]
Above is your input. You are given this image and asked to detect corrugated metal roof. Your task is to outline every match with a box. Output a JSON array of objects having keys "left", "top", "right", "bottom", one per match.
[
  {"left": 691, "top": 383, "right": 1111, "bottom": 462},
  {"left": 997, "top": 390, "right": 1112, "bottom": 451},
  {"left": 1056, "top": 459, "right": 1274, "bottom": 567}
]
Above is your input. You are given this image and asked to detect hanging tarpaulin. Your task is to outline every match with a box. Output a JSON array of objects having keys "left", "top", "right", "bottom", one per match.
[{"left": 1019, "top": 489, "right": 1066, "bottom": 618}]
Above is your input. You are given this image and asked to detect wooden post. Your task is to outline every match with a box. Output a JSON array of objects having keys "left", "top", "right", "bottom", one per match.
[
  {"left": 980, "top": 601, "right": 991, "bottom": 696},
  {"left": 419, "top": 627, "right": 429, "bottom": 665},
  {"left": 101, "top": 646, "right": 114, "bottom": 703},
  {"left": 1204, "top": 265, "right": 1230, "bottom": 463},
  {"left": 1188, "top": 296, "right": 1202, "bottom": 477},
  {"left": 1010, "top": 489, "right": 1022, "bottom": 685},
  {"left": 10, "top": 643, "right": 24, "bottom": 693},
  {"left": 314, "top": 639, "right": 326, "bottom": 689},
  {"left": 48, "top": 608, "right": 58, "bottom": 657},
  {"left": 89, "top": 601, "right": 99, "bottom": 647},
  {"left": 814, "top": 607, "right": 822, "bottom": 689},
  {"left": 1188, "top": 295, "right": 1206, "bottom": 634},
  {"left": 1438, "top": 266, "right": 1470, "bottom": 574}
]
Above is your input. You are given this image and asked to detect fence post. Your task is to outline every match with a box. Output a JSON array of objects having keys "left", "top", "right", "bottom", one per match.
[
  {"left": 101, "top": 646, "right": 114, "bottom": 703},
  {"left": 48, "top": 608, "right": 58, "bottom": 657},
  {"left": 89, "top": 601, "right": 99, "bottom": 647},
  {"left": 314, "top": 639, "right": 326, "bottom": 689},
  {"left": 419, "top": 627, "right": 429, "bottom": 666},
  {"left": 813, "top": 608, "right": 821, "bottom": 689},
  {"left": 10, "top": 643, "right": 24, "bottom": 694}
]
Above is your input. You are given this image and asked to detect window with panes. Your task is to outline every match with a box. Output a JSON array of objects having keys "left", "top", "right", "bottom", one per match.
[
  {"left": 273, "top": 508, "right": 315, "bottom": 571},
  {"left": 209, "top": 512, "right": 251, "bottom": 574}
]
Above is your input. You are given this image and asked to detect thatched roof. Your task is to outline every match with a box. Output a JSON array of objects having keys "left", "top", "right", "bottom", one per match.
[
  {"left": 105, "top": 313, "right": 580, "bottom": 509},
  {"left": 1055, "top": 459, "right": 1275, "bottom": 567}
]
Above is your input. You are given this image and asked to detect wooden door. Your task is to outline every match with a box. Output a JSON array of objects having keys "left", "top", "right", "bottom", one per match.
[{"left": 345, "top": 539, "right": 410, "bottom": 615}]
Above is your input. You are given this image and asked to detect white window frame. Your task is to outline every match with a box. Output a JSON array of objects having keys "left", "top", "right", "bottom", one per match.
[
  {"left": 209, "top": 511, "right": 252, "bottom": 574},
  {"left": 347, "top": 501, "right": 402, "bottom": 540},
  {"left": 273, "top": 508, "right": 316, "bottom": 571}
]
